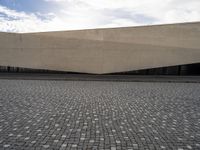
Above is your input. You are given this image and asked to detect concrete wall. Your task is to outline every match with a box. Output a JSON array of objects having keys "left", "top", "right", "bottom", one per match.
[{"left": 0, "top": 22, "right": 200, "bottom": 74}]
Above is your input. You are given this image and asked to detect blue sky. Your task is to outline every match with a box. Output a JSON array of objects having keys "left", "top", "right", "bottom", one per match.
[
  {"left": 0, "top": 0, "right": 200, "bottom": 33},
  {"left": 0, "top": 0, "right": 48, "bottom": 12}
]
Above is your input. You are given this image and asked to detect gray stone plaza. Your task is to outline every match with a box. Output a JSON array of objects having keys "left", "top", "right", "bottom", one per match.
[{"left": 0, "top": 79, "right": 200, "bottom": 150}]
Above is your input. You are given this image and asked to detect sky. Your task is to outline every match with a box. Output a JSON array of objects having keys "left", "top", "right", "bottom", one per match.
[{"left": 0, "top": 0, "right": 200, "bottom": 33}]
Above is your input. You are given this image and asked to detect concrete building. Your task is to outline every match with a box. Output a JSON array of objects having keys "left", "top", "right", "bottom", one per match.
[{"left": 0, "top": 22, "right": 200, "bottom": 74}]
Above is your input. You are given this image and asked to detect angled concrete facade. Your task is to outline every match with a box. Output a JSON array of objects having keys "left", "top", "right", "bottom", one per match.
[{"left": 0, "top": 22, "right": 200, "bottom": 74}]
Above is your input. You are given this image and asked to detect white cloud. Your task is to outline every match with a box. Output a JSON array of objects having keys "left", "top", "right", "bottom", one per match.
[
  {"left": 0, "top": 0, "right": 200, "bottom": 33},
  {"left": 44, "top": 0, "right": 67, "bottom": 2},
  {"left": 0, "top": 5, "right": 67, "bottom": 32}
]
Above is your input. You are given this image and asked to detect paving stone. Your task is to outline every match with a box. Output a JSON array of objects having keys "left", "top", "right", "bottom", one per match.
[{"left": 0, "top": 79, "right": 199, "bottom": 149}]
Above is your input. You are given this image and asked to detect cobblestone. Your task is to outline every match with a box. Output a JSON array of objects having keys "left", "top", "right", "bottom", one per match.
[{"left": 0, "top": 79, "right": 200, "bottom": 149}]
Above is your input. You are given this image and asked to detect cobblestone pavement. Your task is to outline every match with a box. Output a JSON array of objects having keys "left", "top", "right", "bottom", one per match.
[{"left": 0, "top": 79, "right": 200, "bottom": 150}]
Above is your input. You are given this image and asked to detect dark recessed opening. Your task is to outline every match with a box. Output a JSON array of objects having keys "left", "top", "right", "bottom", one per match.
[{"left": 0, "top": 63, "right": 200, "bottom": 75}]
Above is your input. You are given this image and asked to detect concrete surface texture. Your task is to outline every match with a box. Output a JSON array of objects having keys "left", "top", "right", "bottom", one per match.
[{"left": 0, "top": 22, "right": 200, "bottom": 74}]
